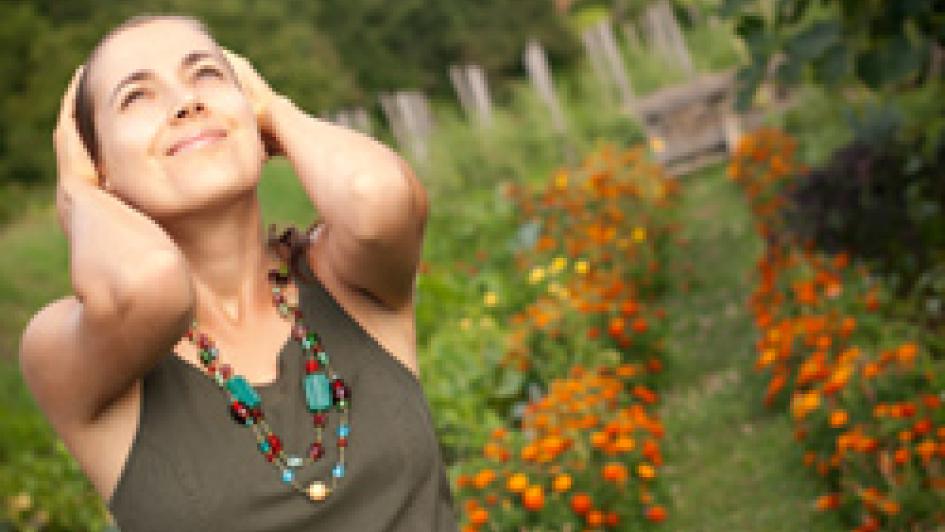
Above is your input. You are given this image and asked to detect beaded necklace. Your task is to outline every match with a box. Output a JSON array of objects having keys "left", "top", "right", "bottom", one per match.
[{"left": 181, "top": 260, "right": 351, "bottom": 503}]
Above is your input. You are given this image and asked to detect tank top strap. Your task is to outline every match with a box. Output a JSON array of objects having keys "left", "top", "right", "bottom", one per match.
[{"left": 290, "top": 238, "right": 424, "bottom": 392}]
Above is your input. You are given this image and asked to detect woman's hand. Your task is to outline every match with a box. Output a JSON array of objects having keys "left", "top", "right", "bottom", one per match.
[
  {"left": 53, "top": 65, "right": 193, "bottom": 316},
  {"left": 54, "top": 65, "right": 101, "bottom": 238},
  {"left": 222, "top": 49, "right": 284, "bottom": 158}
]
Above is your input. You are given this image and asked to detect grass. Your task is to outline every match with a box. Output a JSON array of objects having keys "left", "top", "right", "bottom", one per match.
[{"left": 656, "top": 164, "right": 844, "bottom": 531}]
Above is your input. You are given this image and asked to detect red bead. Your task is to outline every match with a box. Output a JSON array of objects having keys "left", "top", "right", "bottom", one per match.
[
  {"left": 251, "top": 407, "right": 263, "bottom": 421},
  {"left": 293, "top": 309, "right": 303, "bottom": 319},
  {"left": 208, "top": 360, "right": 217, "bottom": 373},
  {"left": 220, "top": 364, "right": 233, "bottom": 380},
  {"left": 272, "top": 292, "right": 286, "bottom": 305},
  {"left": 292, "top": 323, "right": 307, "bottom": 340},
  {"left": 267, "top": 434, "right": 282, "bottom": 453},
  {"left": 230, "top": 401, "right": 249, "bottom": 425},
  {"left": 313, "top": 413, "right": 326, "bottom": 427},
  {"left": 186, "top": 329, "right": 195, "bottom": 341},
  {"left": 309, "top": 442, "right": 324, "bottom": 460},
  {"left": 197, "top": 333, "right": 210, "bottom": 349},
  {"left": 338, "top": 437, "right": 348, "bottom": 448},
  {"left": 305, "top": 359, "right": 319, "bottom": 374},
  {"left": 265, "top": 450, "right": 276, "bottom": 462}
]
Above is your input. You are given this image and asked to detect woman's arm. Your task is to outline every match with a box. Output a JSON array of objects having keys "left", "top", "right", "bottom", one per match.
[
  {"left": 268, "top": 95, "right": 428, "bottom": 310},
  {"left": 21, "top": 66, "right": 195, "bottom": 429},
  {"left": 224, "top": 50, "right": 428, "bottom": 311}
]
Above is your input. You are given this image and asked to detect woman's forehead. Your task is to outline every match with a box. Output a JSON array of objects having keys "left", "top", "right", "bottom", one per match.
[{"left": 90, "top": 19, "right": 219, "bottom": 102}]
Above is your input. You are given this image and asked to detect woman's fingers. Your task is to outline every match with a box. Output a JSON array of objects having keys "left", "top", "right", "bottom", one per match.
[
  {"left": 54, "top": 65, "right": 100, "bottom": 189},
  {"left": 54, "top": 64, "right": 101, "bottom": 239},
  {"left": 222, "top": 48, "right": 275, "bottom": 122}
]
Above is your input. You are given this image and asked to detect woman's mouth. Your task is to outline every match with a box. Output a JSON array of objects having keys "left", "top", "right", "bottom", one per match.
[{"left": 167, "top": 129, "right": 227, "bottom": 156}]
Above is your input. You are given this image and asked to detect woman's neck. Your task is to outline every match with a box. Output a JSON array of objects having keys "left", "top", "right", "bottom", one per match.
[{"left": 161, "top": 190, "right": 285, "bottom": 341}]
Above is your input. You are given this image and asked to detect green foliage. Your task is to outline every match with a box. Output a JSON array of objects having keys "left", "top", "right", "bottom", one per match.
[{"left": 722, "top": 0, "right": 945, "bottom": 108}]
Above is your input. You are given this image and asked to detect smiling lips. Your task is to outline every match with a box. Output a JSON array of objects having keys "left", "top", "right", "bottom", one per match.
[{"left": 167, "top": 129, "right": 227, "bottom": 156}]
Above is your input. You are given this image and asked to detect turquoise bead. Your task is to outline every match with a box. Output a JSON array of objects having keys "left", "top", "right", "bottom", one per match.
[
  {"left": 226, "top": 376, "right": 261, "bottom": 409},
  {"left": 282, "top": 469, "right": 294, "bottom": 483},
  {"left": 259, "top": 441, "right": 271, "bottom": 453},
  {"left": 332, "top": 463, "right": 345, "bottom": 478},
  {"left": 304, "top": 373, "right": 332, "bottom": 412},
  {"left": 338, "top": 424, "right": 350, "bottom": 438}
]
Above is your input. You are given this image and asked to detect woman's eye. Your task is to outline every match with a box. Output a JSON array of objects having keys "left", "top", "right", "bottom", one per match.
[
  {"left": 195, "top": 66, "right": 223, "bottom": 79},
  {"left": 121, "top": 89, "right": 146, "bottom": 108}
]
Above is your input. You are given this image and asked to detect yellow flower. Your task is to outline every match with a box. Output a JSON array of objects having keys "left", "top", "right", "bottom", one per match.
[
  {"left": 554, "top": 170, "right": 569, "bottom": 190},
  {"left": 528, "top": 266, "right": 546, "bottom": 284},
  {"left": 649, "top": 136, "right": 666, "bottom": 153},
  {"left": 550, "top": 256, "right": 568, "bottom": 274},
  {"left": 548, "top": 282, "right": 562, "bottom": 296},
  {"left": 507, "top": 473, "right": 528, "bottom": 493},
  {"left": 632, "top": 227, "right": 647, "bottom": 243},
  {"left": 8, "top": 492, "right": 32, "bottom": 514},
  {"left": 460, "top": 318, "right": 472, "bottom": 331},
  {"left": 614, "top": 436, "right": 636, "bottom": 452},
  {"left": 552, "top": 473, "right": 573, "bottom": 493},
  {"left": 483, "top": 291, "right": 498, "bottom": 307},
  {"left": 574, "top": 260, "right": 589, "bottom": 275},
  {"left": 637, "top": 463, "right": 657, "bottom": 480}
]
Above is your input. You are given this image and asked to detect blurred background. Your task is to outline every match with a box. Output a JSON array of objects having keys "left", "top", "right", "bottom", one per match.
[{"left": 2, "top": 0, "right": 944, "bottom": 530}]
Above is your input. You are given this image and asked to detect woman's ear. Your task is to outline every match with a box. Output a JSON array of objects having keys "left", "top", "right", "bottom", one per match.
[{"left": 97, "top": 163, "right": 109, "bottom": 190}]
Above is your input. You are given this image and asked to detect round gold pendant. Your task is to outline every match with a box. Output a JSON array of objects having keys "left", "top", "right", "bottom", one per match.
[{"left": 307, "top": 481, "right": 330, "bottom": 501}]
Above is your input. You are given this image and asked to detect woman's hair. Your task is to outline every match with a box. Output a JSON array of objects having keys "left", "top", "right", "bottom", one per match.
[{"left": 74, "top": 14, "right": 213, "bottom": 166}]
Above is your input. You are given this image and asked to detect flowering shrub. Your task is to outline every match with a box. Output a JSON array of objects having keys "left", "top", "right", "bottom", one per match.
[
  {"left": 731, "top": 129, "right": 945, "bottom": 531},
  {"left": 450, "top": 143, "right": 678, "bottom": 530}
]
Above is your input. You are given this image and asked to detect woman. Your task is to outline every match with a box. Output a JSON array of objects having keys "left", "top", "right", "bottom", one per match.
[{"left": 18, "top": 13, "right": 459, "bottom": 531}]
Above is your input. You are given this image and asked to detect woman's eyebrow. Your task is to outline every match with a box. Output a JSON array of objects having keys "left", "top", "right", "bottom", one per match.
[{"left": 108, "top": 50, "right": 219, "bottom": 105}]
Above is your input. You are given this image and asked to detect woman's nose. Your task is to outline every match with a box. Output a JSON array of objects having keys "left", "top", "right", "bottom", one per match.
[{"left": 173, "top": 99, "right": 206, "bottom": 120}]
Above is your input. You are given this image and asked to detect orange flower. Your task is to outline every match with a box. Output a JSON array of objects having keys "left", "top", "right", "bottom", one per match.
[
  {"left": 590, "top": 431, "right": 609, "bottom": 449},
  {"left": 645, "top": 505, "right": 667, "bottom": 522},
  {"left": 602, "top": 462, "right": 628, "bottom": 484},
  {"left": 897, "top": 342, "right": 918, "bottom": 365},
  {"left": 894, "top": 448, "right": 910, "bottom": 465},
  {"left": 815, "top": 493, "right": 840, "bottom": 511},
  {"left": 585, "top": 509, "right": 604, "bottom": 527},
  {"left": 469, "top": 507, "right": 489, "bottom": 525},
  {"left": 522, "top": 485, "right": 544, "bottom": 511},
  {"left": 570, "top": 493, "right": 592, "bottom": 515},
  {"left": 620, "top": 299, "right": 639, "bottom": 316},
  {"left": 473, "top": 469, "right": 496, "bottom": 489},
  {"left": 829, "top": 410, "right": 848, "bottom": 428}
]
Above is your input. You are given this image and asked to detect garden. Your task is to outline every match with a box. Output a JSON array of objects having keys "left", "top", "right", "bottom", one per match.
[{"left": 2, "top": 1, "right": 944, "bottom": 531}]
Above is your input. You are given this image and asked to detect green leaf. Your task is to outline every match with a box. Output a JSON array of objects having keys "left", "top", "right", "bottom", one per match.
[
  {"left": 775, "top": 56, "right": 804, "bottom": 86},
  {"left": 494, "top": 368, "right": 524, "bottom": 399},
  {"left": 812, "top": 43, "right": 850, "bottom": 85},
  {"left": 786, "top": 20, "right": 840, "bottom": 60},
  {"left": 720, "top": 0, "right": 754, "bottom": 17},
  {"left": 734, "top": 62, "right": 765, "bottom": 111},
  {"left": 736, "top": 14, "right": 765, "bottom": 42}
]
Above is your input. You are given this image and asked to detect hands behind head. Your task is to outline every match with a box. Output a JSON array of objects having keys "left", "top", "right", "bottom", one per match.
[{"left": 222, "top": 49, "right": 284, "bottom": 158}]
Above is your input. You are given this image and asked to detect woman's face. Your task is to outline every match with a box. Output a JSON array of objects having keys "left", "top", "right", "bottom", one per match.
[{"left": 88, "top": 19, "right": 265, "bottom": 220}]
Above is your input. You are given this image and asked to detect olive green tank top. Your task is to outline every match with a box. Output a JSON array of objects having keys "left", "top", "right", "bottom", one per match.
[{"left": 106, "top": 254, "right": 459, "bottom": 531}]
